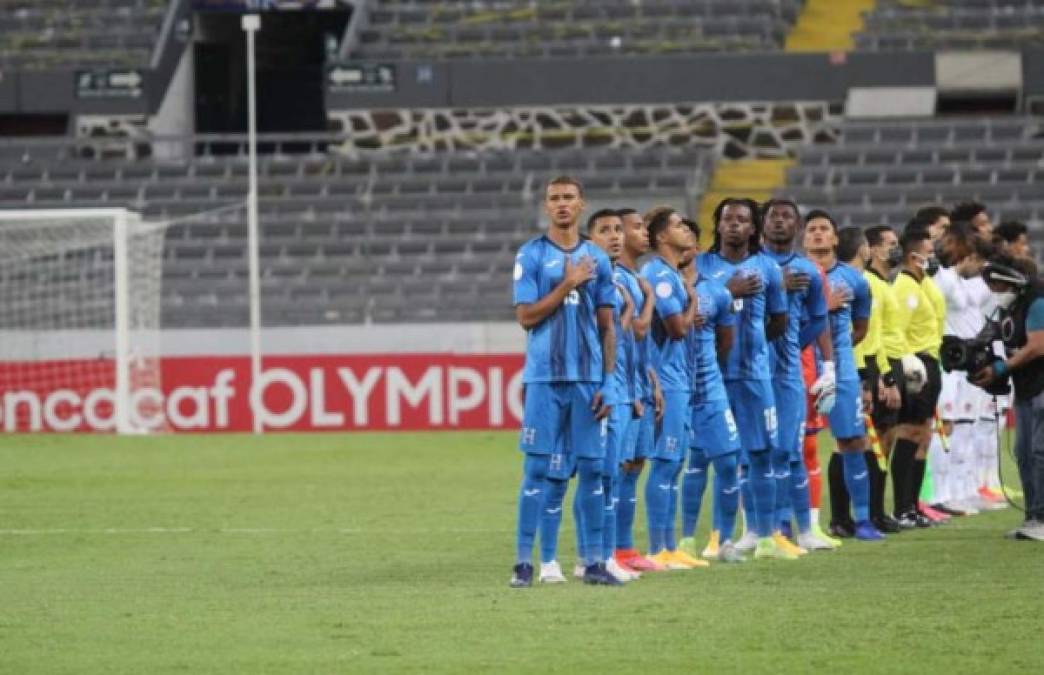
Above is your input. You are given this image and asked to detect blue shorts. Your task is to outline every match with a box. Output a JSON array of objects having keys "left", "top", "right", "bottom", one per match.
[
  {"left": 519, "top": 382, "right": 607, "bottom": 460},
  {"left": 689, "top": 399, "right": 740, "bottom": 459},
  {"left": 652, "top": 391, "right": 690, "bottom": 462},
  {"left": 724, "top": 378, "right": 778, "bottom": 459},
  {"left": 630, "top": 399, "right": 655, "bottom": 461},
  {"left": 773, "top": 378, "right": 807, "bottom": 462},
  {"left": 603, "top": 403, "right": 633, "bottom": 478},
  {"left": 828, "top": 378, "right": 866, "bottom": 441}
]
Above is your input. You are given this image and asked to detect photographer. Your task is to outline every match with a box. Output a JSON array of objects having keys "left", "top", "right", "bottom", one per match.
[{"left": 972, "top": 255, "right": 1044, "bottom": 541}]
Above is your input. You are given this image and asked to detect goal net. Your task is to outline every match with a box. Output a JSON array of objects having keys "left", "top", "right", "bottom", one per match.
[{"left": 0, "top": 209, "right": 167, "bottom": 433}]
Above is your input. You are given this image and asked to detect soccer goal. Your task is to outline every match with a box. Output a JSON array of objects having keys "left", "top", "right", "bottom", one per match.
[{"left": 0, "top": 208, "right": 167, "bottom": 433}]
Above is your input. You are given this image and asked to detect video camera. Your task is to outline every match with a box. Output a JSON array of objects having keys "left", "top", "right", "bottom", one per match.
[{"left": 940, "top": 328, "right": 1011, "bottom": 397}]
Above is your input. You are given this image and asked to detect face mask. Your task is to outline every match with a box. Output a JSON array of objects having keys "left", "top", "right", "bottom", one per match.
[
  {"left": 926, "top": 257, "right": 940, "bottom": 276},
  {"left": 996, "top": 291, "right": 1018, "bottom": 310},
  {"left": 885, "top": 247, "right": 902, "bottom": 268}
]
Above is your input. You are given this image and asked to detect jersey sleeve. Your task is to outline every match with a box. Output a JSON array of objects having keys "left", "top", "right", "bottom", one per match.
[
  {"left": 1026, "top": 298, "right": 1044, "bottom": 332},
  {"left": 851, "top": 272, "right": 872, "bottom": 321},
  {"left": 805, "top": 262, "right": 828, "bottom": 319},
  {"left": 512, "top": 247, "right": 540, "bottom": 306},
  {"left": 764, "top": 258, "right": 787, "bottom": 315},
  {"left": 653, "top": 275, "right": 684, "bottom": 319},
  {"left": 716, "top": 284, "right": 736, "bottom": 327},
  {"left": 890, "top": 278, "right": 915, "bottom": 355},
  {"left": 594, "top": 252, "right": 616, "bottom": 308}
]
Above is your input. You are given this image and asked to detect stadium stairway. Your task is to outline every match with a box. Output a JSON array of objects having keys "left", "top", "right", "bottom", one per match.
[
  {"left": 696, "top": 158, "right": 793, "bottom": 248},
  {"left": 785, "top": 0, "right": 876, "bottom": 52}
]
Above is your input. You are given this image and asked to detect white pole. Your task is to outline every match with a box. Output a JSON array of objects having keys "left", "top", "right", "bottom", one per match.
[
  {"left": 113, "top": 209, "right": 131, "bottom": 434},
  {"left": 243, "top": 13, "right": 263, "bottom": 435}
]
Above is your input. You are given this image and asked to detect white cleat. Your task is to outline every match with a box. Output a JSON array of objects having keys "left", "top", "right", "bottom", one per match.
[
  {"left": 734, "top": 529, "right": 759, "bottom": 553},
  {"left": 605, "top": 558, "right": 635, "bottom": 583},
  {"left": 797, "top": 531, "right": 837, "bottom": 552},
  {"left": 573, "top": 562, "right": 586, "bottom": 580},
  {"left": 539, "top": 560, "right": 567, "bottom": 584}
]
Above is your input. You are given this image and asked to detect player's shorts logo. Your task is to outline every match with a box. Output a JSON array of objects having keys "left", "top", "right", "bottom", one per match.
[
  {"left": 550, "top": 453, "right": 564, "bottom": 472},
  {"left": 520, "top": 426, "right": 537, "bottom": 446},
  {"left": 725, "top": 409, "right": 739, "bottom": 440}
]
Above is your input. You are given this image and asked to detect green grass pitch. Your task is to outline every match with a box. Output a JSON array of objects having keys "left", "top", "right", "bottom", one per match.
[{"left": 0, "top": 431, "right": 1039, "bottom": 674}]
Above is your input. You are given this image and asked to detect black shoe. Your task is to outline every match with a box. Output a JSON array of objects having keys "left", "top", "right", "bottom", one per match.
[
  {"left": 909, "top": 511, "right": 933, "bottom": 528},
  {"left": 873, "top": 515, "right": 901, "bottom": 534},
  {"left": 583, "top": 562, "right": 623, "bottom": 586},
  {"left": 895, "top": 512, "right": 918, "bottom": 529},
  {"left": 828, "top": 521, "right": 855, "bottom": 538},
  {"left": 510, "top": 562, "right": 533, "bottom": 588},
  {"left": 931, "top": 502, "right": 967, "bottom": 517}
]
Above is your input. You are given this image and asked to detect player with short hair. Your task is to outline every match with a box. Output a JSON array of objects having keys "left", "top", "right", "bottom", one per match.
[
  {"left": 510, "top": 177, "right": 619, "bottom": 587},
  {"left": 641, "top": 207, "right": 706, "bottom": 570},
  {"left": 803, "top": 211, "right": 883, "bottom": 541},
  {"left": 697, "top": 198, "right": 795, "bottom": 560},
  {"left": 994, "top": 221, "right": 1031, "bottom": 260},
  {"left": 951, "top": 201, "right": 994, "bottom": 240},
  {"left": 613, "top": 207, "right": 667, "bottom": 574},
  {"left": 676, "top": 217, "right": 746, "bottom": 564}
]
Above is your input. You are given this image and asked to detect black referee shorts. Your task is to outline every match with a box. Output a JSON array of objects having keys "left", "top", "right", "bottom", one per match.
[
  {"left": 863, "top": 355, "right": 901, "bottom": 431},
  {"left": 898, "top": 353, "right": 942, "bottom": 425}
]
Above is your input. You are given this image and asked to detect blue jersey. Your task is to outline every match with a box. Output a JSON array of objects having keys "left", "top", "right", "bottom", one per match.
[
  {"left": 696, "top": 251, "right": 787, "bottom": 382},
  {"left": 513, "top": 235, "right": 616, "bottom": 384},
  {"left": 825, "top": 261, "right": 872, "bottom": 383},
  {"left": 641, "top": 256, "right": 690, "bottom": 394},
  {"left": 605, "top": 280, "right": 636, "bottom": 405},
  {"left": 764, "top": 250, "right": 827, "bottom": 385},
  {"left": 615, "top": 264, "right": 650, "bottom": 401},
  {"left": 689, "top": 276, "right": 735, "bottom": 402}
]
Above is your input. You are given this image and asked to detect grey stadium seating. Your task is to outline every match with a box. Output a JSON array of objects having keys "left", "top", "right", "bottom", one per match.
[
  {"left": 776, "top": 116, "right": 1044, "bottom": 234},
  {"left": 353, "top": 0, "right": 805, "bottom": 60},
  {"left": 0, "top": 138, "right": 708, "bottom": 326},
  {"left": 855, "top": 0, "right": 1044, "bottom": 52}
]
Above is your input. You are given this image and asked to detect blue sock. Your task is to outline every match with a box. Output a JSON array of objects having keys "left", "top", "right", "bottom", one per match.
[
  {"left": 665, "top": 462, "right": 682, "bottom": 551},
  {"left": 516, "top": 454, "right": 550, "bottom": 564},
  {"left": 789, "top": 460, "right": 812, "bottom": 534},
  {"left": 739, "top": 463, "right": 754, "bottom": 535},
  {"left": 645, "top": 458, "right": 676, "bottom": 554},
  {"left": 772, "top": 449, "right": 791, "bottom": 532},
  {"left": 616, "top": 465, "right": 641, "bottom": 550},
  {"left": 571, "top": 488, "right": 585, "bottom": 564},
  {"left": 712, "top": 453, "right": 740, "bottom": 543},
  {"left": 576, "top": 458, "right": 605, "bottom": 565},
  {"left": 682, "top": 448, "right": 710, "bottom": 537},
  {"left": 842, "top": 451, "right": 871, "bottom": 522},
  {"left": 539, "top": 478, "right": 568, "bottom": 563},
  {"left": 749, "top": 451, "right": 776, "bottom": 538},
  {"left": 602, "top": 474, "right": 617, "bottom": 561}
]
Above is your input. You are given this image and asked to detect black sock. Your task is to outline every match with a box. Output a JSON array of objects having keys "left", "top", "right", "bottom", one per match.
[
  {"left": 911, "top": 458, "right": 927, "bottom": 513},
  {"left": 865, "top": 451, "right": 887, "bottom": 520},
  {"left": 891, "top": 438, "right": 918, "bottom": 516},
  {"left": 827, "top": 453, "right": 851, "bottom": 525}
]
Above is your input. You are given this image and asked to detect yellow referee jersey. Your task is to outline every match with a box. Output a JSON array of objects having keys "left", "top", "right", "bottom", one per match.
[
  {"left": 892, "top": 270, "right": 941, "bottom": 357},
  {"left": 921, "top": 275, "right": 946, "bottom": 351},
  {"left": 856, "top": 269, "right": 904, "bottom": 374}
]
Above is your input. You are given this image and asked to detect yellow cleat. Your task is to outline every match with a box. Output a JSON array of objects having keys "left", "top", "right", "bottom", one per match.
[
  {"left": 667, "top": 548, "right": 710, "bottom": 569},
  {"left": 648, "top": 550, "right": 689, "bottom": 570},
  {"left": 701, "top": 530, "right": 721, "bottom": 559},
  {"left": 773, "top": 532, "right": 808, "bottom": 557},
  {"left": 811, "top": 521, "right": 842, "bottom": 548},
  {"left": 754, "top": 537, "right": 799, "bottom": 561}
]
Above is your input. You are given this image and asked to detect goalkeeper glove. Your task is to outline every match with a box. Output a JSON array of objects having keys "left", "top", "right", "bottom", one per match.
[{"left": 811, "top": 360, "right": 837, "bottom": 415}]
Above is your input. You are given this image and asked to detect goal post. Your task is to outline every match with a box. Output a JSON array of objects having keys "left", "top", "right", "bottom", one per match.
[{"left": 0, "top": 208, "right": 166, "bottom": 434}]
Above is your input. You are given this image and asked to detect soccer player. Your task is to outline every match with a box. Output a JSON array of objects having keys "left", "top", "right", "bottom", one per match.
[
  {"left": 889, "top": 226, "right": 944, "bottom": 528},
  {"left": 761, "top": 198, "right": 837, "bottom": 552},
  {"left": 537, "top": 209, "right": 640, "bottom": 584},
  {"left": 697, "top": 198, "right": 794, "bottom": 560},
  {"left": 994, "top": 221, "right": 1032, "bottom": 260},
  {"left": 613, "top": 208, "right": 666, "bottom": 573},
  {"left": 641, "top": 207, "right": 705, "bottom": 570},
  {"left": 510, "top": 176, "right": 618, "bottom": 588},
  {"left": 802, "top": 211, "right": 883, "bottom": 541},
  {"left": 951, "top": 201, "right": 994, "bottom": 240}
]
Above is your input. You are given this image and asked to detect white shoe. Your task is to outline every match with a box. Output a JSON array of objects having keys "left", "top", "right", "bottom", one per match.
[
  {"left": 573, "top": 562, "right": 586, "bottom": 579},
  {"left": 605, "top": 558, "right": 635, "bottom": 582},
  {"left": 797, "top": 531, "right": 837, "bottom": 552},
  {"left": 539, "top": 560, "right": 566, "bottom": 584},
  {"left": 734, "top": 529, "right": 759, "bottom": 552},
  {"left": 1016, "top": 520, "right": 1044, "bottom": 541}
]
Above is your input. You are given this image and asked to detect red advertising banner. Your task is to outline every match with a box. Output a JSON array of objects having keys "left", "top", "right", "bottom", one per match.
[{"left": 0, "top": 354, "right": 525, "bottom": 433}]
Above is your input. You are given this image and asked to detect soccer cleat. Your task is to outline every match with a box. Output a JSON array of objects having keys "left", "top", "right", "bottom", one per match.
[
  {"left": 930, "top": 502, "right": 967, "bottom": 517},
  {"left": 614, "top": 548, "right": 665, "bottom": 572},
  {"left": 854, "top": 520, "right": 885, "bottom": 541},
  {"left": 895, "top": 512, "right": 918, "bottom": 529},
  {"left": 510, "top": 562, "right": 534, "bottom": 588},
  {"left": 773, "top": 532, "right": 808, "bottom": 557},
  {"left": 612, "top": 557, "right": 642, "bottom": 579},
  {"left": 828, "top": 521, "right": 855, "bottom": 539},
  {"left": 573, "top": 562, "right": 586, "bottom": 580},
  {"left": 648, "top": 550, "right": 689, "bottom": 570},
  {"left": 872, "top": 515, "right": 902, "bottom": 534},
  {"left": 701, "top": 530, "right": 721, "bottom": 559},
  {"left": 1015, "top": 520, "right": 1044, "bottom": 542},
  {"left": 754, "top": 537, "right": 799, "bottom": 560},
  {"left": 811, "top": 522, "right": 842, "bottom": 548},
  {"left": 605, "top": 558, "right": 636, "bottom": 582},
  {"left": 979, "top": 486, "right": 1006, "bottom": 503},
  {"left": 668, "top": 548, "right": 710, "bottom": 569},
  {"left": 538, "top": 560, "right": 566, "bottom": 584},
  {"left": 678, "top": 536, "right": 699, "bottom": 558},
  {"left": 918, "top": 502, "right": 951, "bottom": 523},
  {"left": 734, "top": 529, "right": 759, "bottom": 552},
  {"left": 797, "top": 531, "right": 837, "bottom": 551},
  {"left": 583, "top": 563, "right": 623, "bottom": 586},
  {"left": 717, "top": 540, "right": 746, "bottom": 563}
]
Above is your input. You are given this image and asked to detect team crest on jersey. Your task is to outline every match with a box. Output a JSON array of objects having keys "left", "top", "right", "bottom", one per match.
[
  {"left": 655, "top": 281, "right": 673, "bottom": 299},
  {"left": 698, "top": 293, "right": 714, "bottom": 317},
  {"left": 907, "top": 295, "right": 919, "bottom": 310}
]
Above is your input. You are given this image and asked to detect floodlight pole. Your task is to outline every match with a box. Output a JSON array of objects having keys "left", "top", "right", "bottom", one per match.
[{"left": 243, "top": 13, "right": 263, "bottom": 435}]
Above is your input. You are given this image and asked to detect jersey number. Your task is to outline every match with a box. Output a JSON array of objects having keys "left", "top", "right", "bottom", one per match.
[
  {"left": 764, "top": 407, "right": 778, "bottom": 433},
  {"left": 564, "top": 290, "right": 581, "bottom": 306}
]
